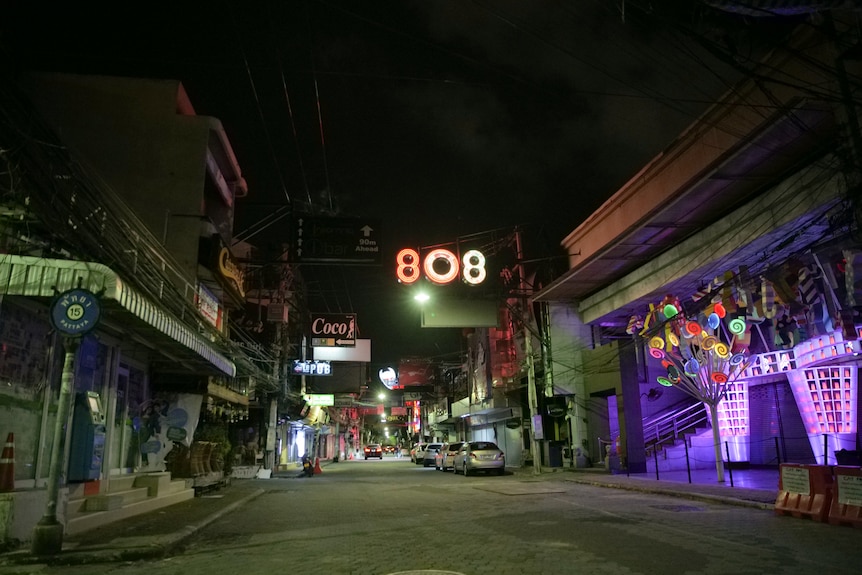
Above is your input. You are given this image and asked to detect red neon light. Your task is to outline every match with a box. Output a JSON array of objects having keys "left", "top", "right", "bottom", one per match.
[{"left": 396, "top": 248, "right": 421, "bottom": 284}]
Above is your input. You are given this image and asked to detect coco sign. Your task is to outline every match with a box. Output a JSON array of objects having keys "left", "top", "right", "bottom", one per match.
[
  {"left": 310, "top": 313, "right": 356, "bottom": 347},
  {"left": 396, "top": 247, "right": 486, "bottom": 286}
]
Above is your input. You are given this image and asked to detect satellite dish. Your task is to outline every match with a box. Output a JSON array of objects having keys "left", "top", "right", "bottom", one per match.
[{"left": 641, "top": 388, "right": 664, "bottom": 402}]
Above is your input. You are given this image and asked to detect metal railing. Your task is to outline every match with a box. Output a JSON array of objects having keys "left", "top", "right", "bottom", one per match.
[{"left": 642, "top": 400, "right": 709, "bottom": 454}]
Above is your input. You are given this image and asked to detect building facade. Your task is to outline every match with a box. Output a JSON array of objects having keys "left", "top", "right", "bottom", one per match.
[
  {"left": 0, "top": 72, "right": 287, "bottom": 543},
  {"left": 534, "top": 17, "right": 862, "bottom": 475}
]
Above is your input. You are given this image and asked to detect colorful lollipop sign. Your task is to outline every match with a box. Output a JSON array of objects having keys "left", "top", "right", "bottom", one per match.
[{"left": 643, "top": 302, "right": 750, "bottom": 403}]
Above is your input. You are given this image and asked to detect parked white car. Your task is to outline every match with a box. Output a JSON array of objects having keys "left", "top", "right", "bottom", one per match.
[
  {"left": 434, "top": 441, "right": 465, "bottom": 471},
  {"left": 410, "top": 442, "right": 428, "bottom": 464},
  {"left": 421, "top": 442, "right": 444, "bottom": 467}
]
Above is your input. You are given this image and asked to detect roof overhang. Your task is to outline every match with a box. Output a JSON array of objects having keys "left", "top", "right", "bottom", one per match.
[
  {"left": 0, "top": 255, "right": 236, "bottom": 377},
  {"left": 532, "top": 94, "right": 844, "bottom": 330}
]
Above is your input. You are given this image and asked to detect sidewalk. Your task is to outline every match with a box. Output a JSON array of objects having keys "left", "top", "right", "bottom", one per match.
[
  {"left": 542, "top": 466, "right": 778, "bottom": 510},
  {"left": 0, "top": 480, "right": 266, "bottom": 568},
  {"left": 0, "top": 463, "right": 779, "bottom": 567}
]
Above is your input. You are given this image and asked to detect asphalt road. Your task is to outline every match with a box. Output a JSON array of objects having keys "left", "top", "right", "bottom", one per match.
[{"left": 18, "top": 457, "right": 861, "bottom": 575}]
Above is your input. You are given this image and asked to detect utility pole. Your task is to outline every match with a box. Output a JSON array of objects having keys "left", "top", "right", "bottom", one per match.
[
  {"left": 515, "top": 228, "right": 542, "bottom": 474},
  {"left": 525, "top": 324, "right": 542, "bottom": 474}
]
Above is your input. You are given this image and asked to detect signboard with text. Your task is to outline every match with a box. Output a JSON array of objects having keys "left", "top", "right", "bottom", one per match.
[
  {"left": 292, "top": 360, "right": 332, "bottom": 376},
  {"left": 307, "top": 394, "right": 335, "bottom": 406},
  {"left": 310, "top": 313, "right": 356, "bottom": 347},
  {"left": 293, "top": 216, "right": 381, "bottom": 264}
]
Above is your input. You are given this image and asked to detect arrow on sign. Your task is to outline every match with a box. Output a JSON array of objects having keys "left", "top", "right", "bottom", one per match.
[
  {"left": 360, "top": 225, "right": 374, "bottom": 237},
  {"left": 336, "top": 339, "right": 355, "bottom": 346}
]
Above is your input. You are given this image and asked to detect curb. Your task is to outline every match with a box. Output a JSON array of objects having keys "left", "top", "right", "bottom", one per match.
[
  {"left": 2, "top": 488, "right": 266, "bottom": 567},
  {"left": 511, "top": 466, "right": 777, "bottom": 511},
  {"left": 565, "top": 476, "right": 776, "bottom": 511}
]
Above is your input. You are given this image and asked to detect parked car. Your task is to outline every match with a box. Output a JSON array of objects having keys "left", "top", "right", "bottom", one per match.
[
  {"left": 453, "top": 441, "right": 505, "bottom": 475},
  {"left": 421, "top": 442, "right": 444, "bottom": 467},
  {"left": 410, "top": 443, "right": 428, "bottom": 464},
  {"left": 434, "top": 441, "right": 465, "bottom": 471},
  {"left": 363, "top": 444, "right": 383, "bottom": 459}
]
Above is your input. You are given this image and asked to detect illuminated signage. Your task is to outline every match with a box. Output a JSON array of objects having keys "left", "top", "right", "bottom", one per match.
[
  {"left": 217, "top": 246, "right": 245, "bottom": 298},
  {"left": 306, "top": 394, "right": 335, "bottom": 406},
  {"left": 292, "top": 360, "right": 332, "bottom": 376},
  {"left": 396, "top": 247, "right": 486, "bottom": 285},
  {"left": 378, "top": 366, "right": 398, "bottom": 389},
  {"left": 195, "top": 283, "right": 222, "bottom": 330},
  {"left": 310, "top": 313, "right": 356, "bottom": 347}
]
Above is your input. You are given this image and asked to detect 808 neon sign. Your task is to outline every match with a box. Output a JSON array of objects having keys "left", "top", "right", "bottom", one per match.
[{"left": 396, "top": 248, "right": 486, "bottom": 285}]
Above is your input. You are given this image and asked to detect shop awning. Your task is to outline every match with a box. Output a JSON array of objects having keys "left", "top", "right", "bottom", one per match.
[{"left": 0, "top": 255, "right": 235, "bottom": 376}]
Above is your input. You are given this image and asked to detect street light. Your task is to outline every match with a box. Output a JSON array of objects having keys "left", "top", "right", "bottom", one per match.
[{"left": 413, "top": 292, "right": 430, "bottom": 303}]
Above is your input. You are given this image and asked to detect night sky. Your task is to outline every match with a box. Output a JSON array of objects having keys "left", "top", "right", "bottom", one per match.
[{"left": 1, "top": 1, "right": 794, "bottom": 364}]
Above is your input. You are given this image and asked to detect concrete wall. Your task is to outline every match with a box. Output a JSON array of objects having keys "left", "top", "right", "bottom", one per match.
[
  {"left": 0, "top": 489, "right": 49, "bottom": 544},
  {"left": 547, "top": 303, "right": 593, "bottom": 451},
  {"left": 23, "top": 73, "right": 213, "bottom": 287}
]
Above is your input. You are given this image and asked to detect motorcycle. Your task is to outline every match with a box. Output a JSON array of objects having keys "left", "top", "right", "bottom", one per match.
[{"left": 300, "top": 456, "right": 314, "bottom": 478}]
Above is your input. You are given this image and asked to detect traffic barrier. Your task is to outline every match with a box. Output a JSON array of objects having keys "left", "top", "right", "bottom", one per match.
[
  {"left": 828, "top": 466, "right": 862, "bottom": 528},
  {"left": 0, "top": 432, "right": 14, "bottom": 492},
  {"left": 313, "top": 457, "right": 322, "bottom": 475},
  {"left": 774, "top": 463, "right": 833, "bottom": 522}
]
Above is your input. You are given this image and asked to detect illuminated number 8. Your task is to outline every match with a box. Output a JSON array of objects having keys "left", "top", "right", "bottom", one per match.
[
  {"left": 396, "top": 248, "right": 420, "bottom": 284},
  {"left": 462, "top": 250, "right": 486, "bottom": 285}
]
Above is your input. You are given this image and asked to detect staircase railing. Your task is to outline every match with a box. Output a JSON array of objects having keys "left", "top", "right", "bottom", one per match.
[{"left": 642, "top": 400, "right": 709, "bottom": 454}]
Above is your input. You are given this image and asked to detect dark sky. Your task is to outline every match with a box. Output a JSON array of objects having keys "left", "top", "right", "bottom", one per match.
[{"left": 2, "top": 1, "right": 789, "bottom": 364}]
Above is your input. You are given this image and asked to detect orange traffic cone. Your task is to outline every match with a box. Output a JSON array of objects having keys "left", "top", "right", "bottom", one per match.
[
  {"left": 313, "top": 457, "right": 323, "bottom": 475},
  {"left": 0, "top": 432, "right": 14, "bottom": 492}
]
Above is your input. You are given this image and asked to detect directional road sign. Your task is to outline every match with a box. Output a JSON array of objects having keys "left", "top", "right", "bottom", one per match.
[{"left": 293, "top": 215, "right": 381, "bottom": 264}]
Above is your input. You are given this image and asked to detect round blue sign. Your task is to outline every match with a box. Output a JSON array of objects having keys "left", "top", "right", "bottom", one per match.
[{"left": 51, "top": 288, "right": 101, "bottom": 336}]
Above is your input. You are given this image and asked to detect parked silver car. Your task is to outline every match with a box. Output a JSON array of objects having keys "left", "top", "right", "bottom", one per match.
[
  {"left": 421, "top": 442, "right": 444, "bottom": 467},
  {"left": 453, "top": 441, "right": 505, "bottom": 476},
  {"left": 434, "top": 441, "right": 465, "bottom": 471}
]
